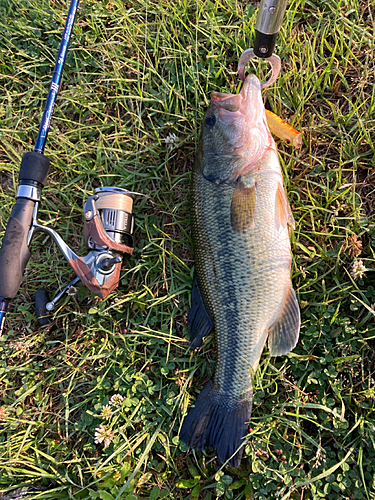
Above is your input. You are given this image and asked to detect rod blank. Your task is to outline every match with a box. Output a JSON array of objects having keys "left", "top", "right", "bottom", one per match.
[{"left": 34, "top": 0, "right": 80, "bottom": 153}]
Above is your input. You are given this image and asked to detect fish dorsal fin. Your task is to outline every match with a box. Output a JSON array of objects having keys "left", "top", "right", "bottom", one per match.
[
  {"left": 268, "top": 287, "right": 300, "bottom": 356},
  {"left": 276, "top": 183, "right": 295, "bottom": 230},
  {"left": 188, "top": 279, "right": 214, "bottom": 349},
  {"left": 230, "top": 178, "right": 256, "bottom": 233}
]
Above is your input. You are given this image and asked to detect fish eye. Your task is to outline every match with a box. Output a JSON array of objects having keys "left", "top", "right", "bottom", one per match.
[{"left": 205, "top": 115, "right": 216, "bottom": 127}]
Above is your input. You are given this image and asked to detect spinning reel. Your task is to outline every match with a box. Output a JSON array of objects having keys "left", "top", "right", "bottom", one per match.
[
  {"left": 0, "top": 1, "right": 146, "bottom": 332},
  {"left": 34, "top": 186, "right": 142, "bottom": 324}
]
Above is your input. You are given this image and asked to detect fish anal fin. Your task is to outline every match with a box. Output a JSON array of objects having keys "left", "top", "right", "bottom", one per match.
[
  {"left": 188, "top": 279, "right": 214, "bottom": 349},
  {"left": 268, "top": 287, "right": 300, "bottom": 356},
  {"left": 276, "top": 183, "right": 295, "bottom": 230},
  {"left": 230, "top": 179, "right": 256, "bottom": 233}
]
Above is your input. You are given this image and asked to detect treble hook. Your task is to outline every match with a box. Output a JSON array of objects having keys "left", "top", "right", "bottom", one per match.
[{"left": 237, "top": 48, "right": 281, "bottom": 88}]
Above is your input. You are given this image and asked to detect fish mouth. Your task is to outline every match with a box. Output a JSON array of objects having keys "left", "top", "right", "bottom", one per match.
[
  {"left": 204, "top": 74, "right": 270, "bottom": 181},
  {"left": 211, "top": 92, "right": 242, "bottom": 113},
  {"left": 211, "top": 74, "right": 262, "bottom": 120}
]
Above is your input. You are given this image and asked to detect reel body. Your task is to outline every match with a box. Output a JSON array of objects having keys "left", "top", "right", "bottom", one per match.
[{"left": 33, "top": 186, "right": 140, "bottom": 323}]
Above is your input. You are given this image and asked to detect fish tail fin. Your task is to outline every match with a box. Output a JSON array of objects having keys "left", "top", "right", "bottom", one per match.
[{"left": 180, "top": 382, "right": 252, "bottom": 467}]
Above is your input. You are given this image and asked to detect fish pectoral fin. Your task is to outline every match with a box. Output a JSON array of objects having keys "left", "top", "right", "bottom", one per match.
[
  {"left": 268, "top": 287, "right": 300, "bottom": 356},
  {"left": 276, "top": 183, "right": 295, "bottom": 230},
  {"left": 230, "top": 179, "right": 256, "bottom": 233},
  {"left": 188, "top": 278, "right": 214, "bottom": 349}
]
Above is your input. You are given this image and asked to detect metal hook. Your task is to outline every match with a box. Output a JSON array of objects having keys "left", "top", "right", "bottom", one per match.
[{"left": 237, "top": 48, "right": 281, "bottom": 88}]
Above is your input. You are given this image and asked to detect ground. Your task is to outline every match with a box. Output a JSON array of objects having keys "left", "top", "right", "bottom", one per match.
[{"left": 0, "top": 0, "right": 374, "bottom": 499}]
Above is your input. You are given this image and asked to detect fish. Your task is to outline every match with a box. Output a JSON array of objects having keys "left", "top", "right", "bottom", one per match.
[{"left": 179, "top": 74, "right": 300, "bottom": 467}]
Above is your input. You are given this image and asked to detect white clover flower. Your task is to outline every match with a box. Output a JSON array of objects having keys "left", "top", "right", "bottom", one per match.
[
  {"left": 101, "top": 404, "right": 112, "bottom": 421},
  {"left": 351, "top": 259, "right": 366, "bottom": 280},
  {"left": 109, "top": 394, "right": 124, "bottom": 407},
  {"left": 163, "top": 132, "right": 178, "bottom": 151},
  {"left": 94, "top": 424, "right": 113, "bottom": 448}
]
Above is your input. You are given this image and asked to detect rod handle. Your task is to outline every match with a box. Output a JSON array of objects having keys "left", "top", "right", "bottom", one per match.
[
  {"left": 0, "top": 152, "right": 50, "bottom": 299},
  {"left": 0, "top": 298, "right": 8, "bottom": 334},
  {"left": 0, "top": 198, "right": 34, "bottom": 299}
]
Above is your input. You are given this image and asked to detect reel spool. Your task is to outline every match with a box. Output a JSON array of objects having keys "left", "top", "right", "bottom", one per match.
[
  {"left": 95, "top": 187, "right": 134, "bottom": 246},
  {"left": 84, "top": 187, "right": 137, "bottom": 252}
]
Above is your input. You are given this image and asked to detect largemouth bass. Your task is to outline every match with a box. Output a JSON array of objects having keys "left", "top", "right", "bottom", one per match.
[{"left": 180, "top": 74, "right": 300, "bottom": 467}]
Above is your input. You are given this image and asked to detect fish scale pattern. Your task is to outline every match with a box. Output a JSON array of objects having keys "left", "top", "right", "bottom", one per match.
[
  {"left": 181, "top": 74, "right": 300, "bottom": 467},
  {"left": 192, "top": 148, "right": 292, "bottom": 401}
]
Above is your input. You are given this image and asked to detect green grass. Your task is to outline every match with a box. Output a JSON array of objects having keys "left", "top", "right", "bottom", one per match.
[{"left": 0, "top": 0, "right": 375, "bottom": 498}]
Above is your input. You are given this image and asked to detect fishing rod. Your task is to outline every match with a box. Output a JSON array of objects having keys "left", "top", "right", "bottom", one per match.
[
  {"left": 0, "top": 0, "right": 141, "bottom": 333},
  {"left": 238, "top": 0, "right": 289, "bottom": 86},
  {"left": 0, "top": 0, "right": 80, "bottom": 333}
]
